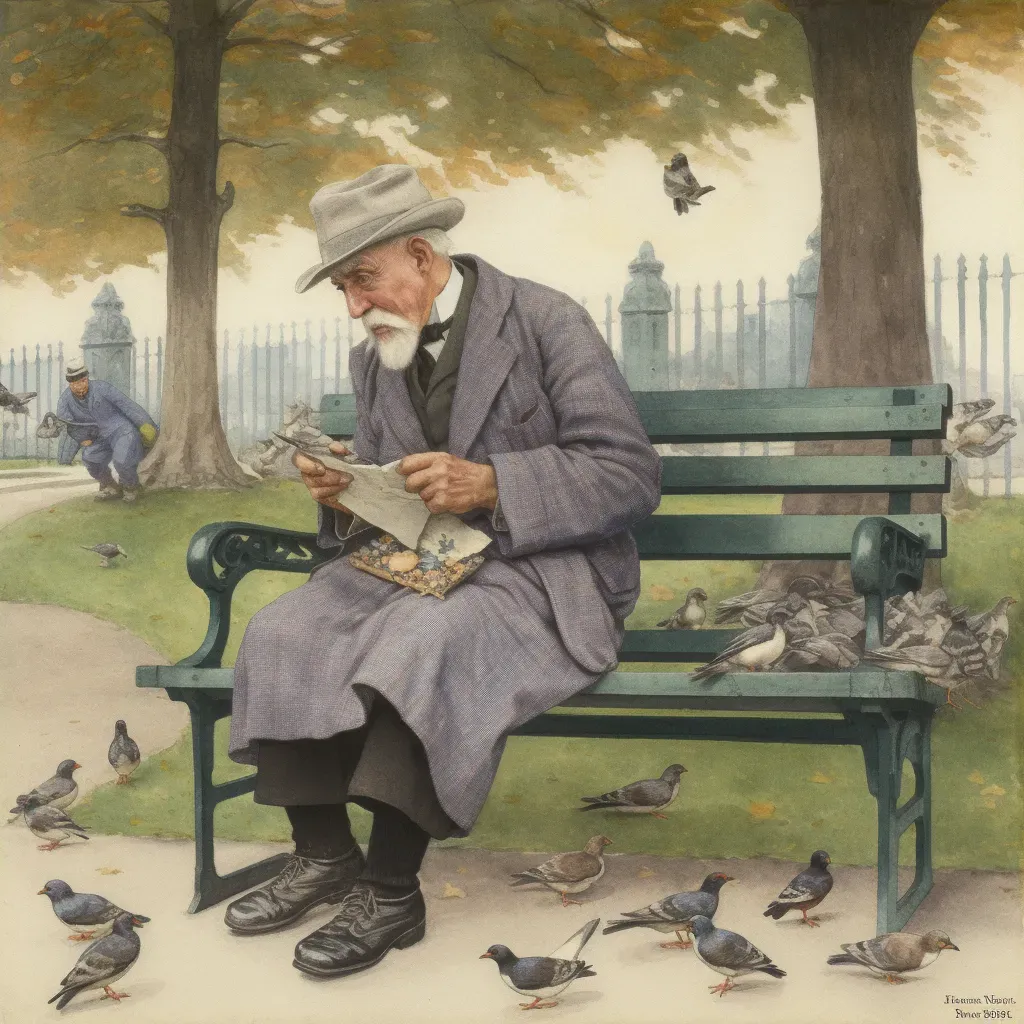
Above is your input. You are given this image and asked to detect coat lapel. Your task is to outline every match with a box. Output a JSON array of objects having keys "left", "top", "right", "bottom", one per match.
[{"left": 446, "top": 256, "right": 517, "bottom": 459}]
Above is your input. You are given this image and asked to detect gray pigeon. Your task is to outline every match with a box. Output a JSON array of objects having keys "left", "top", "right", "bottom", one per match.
[
  {"left": 945, "top": 411, "right": 1016, "bottom": 459},
  {"left": 663, "top": 153, "right": 715, "bottom": 215},
  {"left": 108, "top": 720, "right": 141, "bottom": 785},
  {"left": 827, "top": 929, "right": 958, "bottom": 983},
  {"left": 776, "top": 633, "right": 860, "bottom": 672},
  {"left": 690, "top": 915, "right": 786, "bottom": 996},
  {"left": 510, "top": 836, "right": 612, "bottom": 906},
  {"left": 763, "top": 850, "right": 833, "bottom": 926},
  {"left": 603, "top": 872, "right": 734, "bottom": 948},
  {"left": 579, "top": 764, "right": 687, "bottom": 819},
  {"left": 715, "top": 576, "right": 821, "bottom": 627},
  {"left": 939, "top": 608, "right": 988, "bottom": 681},
  {"left": 966, "top": 596, "right": 1016, "bottom": 681},
  {"left": 480, "top": 918, "right": 599, "bottom": 1010},
  {"left": 22, "top": 794, "right": 91, "bottom": 851},
  {"left": 657, "top": 587, "right": 707, "bottom": 629},
  {"left": 945, "top": 399, "right": 995, "bottom": 440},
  {"left": 47, "top": 913, "right": 141, "bottom": 1009},
  {"left": 81, "top": 543, "right": 128, "bottom": 569},
  {"left": 0, "top": 380, "right": 36, "bottom": 415},
  {"left": 38, "top": 880, "right": 150, "bottom": 941},
  {"left": 692, "top": 609, "right": 789, "bottom": 681},
  {"left": 10, "top": 759, "right": 80, "bottom": 816}
]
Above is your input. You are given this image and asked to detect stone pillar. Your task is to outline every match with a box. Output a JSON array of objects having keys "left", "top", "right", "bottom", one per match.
[
  {"left": 792, "top": 224, "right": 820, "bottom": 388},
  {"left": 619, "top": 242, "right": 672, "bottom": 391},
  {"left": 80, "top": 283, "right": 136, "bottom": 395}
]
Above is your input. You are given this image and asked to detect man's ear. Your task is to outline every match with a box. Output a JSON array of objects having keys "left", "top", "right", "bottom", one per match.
[{"left": 406, "top": 235, "right": 435, "bottom": 274}]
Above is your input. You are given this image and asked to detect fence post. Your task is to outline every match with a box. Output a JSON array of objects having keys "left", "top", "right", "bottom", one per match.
[
  {"left": 237, "top": 337, "right": 246, "bottom": 448},
  {"left": 46, "top": 343, "right": 53, "bottom": 443},
  {"left": 957, "top": 254, "right": 967, "bottom": 402},
  {"left": 693, "top": 284, "right": 702, "bottom": 387},
  {"left": 334, "top": 318, "right": 342, "bottom": 391},
  {"left": 318, "top": 319, "right": 326, "bottom": 411},
  {"left": 787, "top": 274, "right": 797, "bottom": 388},
  {"left": 1002, "top": 254, "right": 1012, "bottom": 498},
  {"left": 605, "top": 293, "right": 613, "bottom": 357},
  {"left": 979, "top": 254, "right": 989, "bottom": 495},
  {"left": 291, "top": 322, "right": 298, "bottom": 403},
  {"left": 617, "top": 242, "right": 672, "bottom": 391},
  {"left": 57, "top": 340, "right": 64, "bottom": 387},
  {"left": 156, "top": 338, "right": 163, "bottom": 417},
  {"left": 713, "top": 281, "right": 723, "bottom": 388},
  {"left": 250, "top": 333, "right": 259, "bottom": 443},
  {"left": 757, "top": 279, "right": 767, "bottom": 453},
  {"left": 673, "top": 283, "right": 682, "bottom": 388},
  {"left": 277, "top": 323, "right": 285, "bottom": 431},
  {"left": 144, "top": 338, "right": 152, "bottom": 414},
  {"left": 932, "top": 255, "right": 943, "bottom": 384},
  {"left": 735, "top": 281, "right": 745, "bottom": 389},
  {"left": 264, "top": 328, "right": 272, "bottom": 435},
  {"left": 304, "top": 319, "right": 313, "bottom": 406}
]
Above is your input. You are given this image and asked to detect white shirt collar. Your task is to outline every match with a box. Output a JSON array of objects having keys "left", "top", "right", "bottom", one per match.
[{"left": 423, "top": 261, "right": 463, "bottom": 356}]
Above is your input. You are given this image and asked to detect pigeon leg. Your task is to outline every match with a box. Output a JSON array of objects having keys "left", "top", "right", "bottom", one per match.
[
  {"left": 960, "top": 693, "right": 983, "bottom": 709},
  {"left": 709, "top": 979, "right": 735, "bottom": 997},
  {"left": 943, "top": 689, "right": 963, "bottom": 710},
  {"left": 37, "top": 841, "right": 63, "bottom": 851},
  {"left": 884, "top": 975, "right": 906, "bottom": 985},
  {"left": 519, "top": 998, "right": 559, "bottom": 1010},
  {"left": 559, "top": 891, "right": 582, "bottom": 908},
  {"left": 659, "top": 930, "right": 693, "bottom": 949},
  {"left": 68, "top": 931, "right": 96, "bottom": 942},
  {"left": 100, "top": 986, "right": 130, "bottom": 1002},
  {"left": 649, "top": 811, "right": 669, "bottom": 820},
  {"left": 799, "top": 909, "right": 820, "bottom": 928}
]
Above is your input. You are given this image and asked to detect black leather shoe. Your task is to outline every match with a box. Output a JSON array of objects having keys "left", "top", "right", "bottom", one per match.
[
  {"left": 292, "top": 881, "right": 426, "bottom": 977},
  {"left": 224, "top": 849, "right": 365, "bottom": 935}
]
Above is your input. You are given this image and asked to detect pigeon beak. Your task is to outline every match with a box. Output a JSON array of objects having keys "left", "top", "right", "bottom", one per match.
[
  {"left": 479, "top": 952, "right": 494, "bottom": 960},
  {"left": 73, "top": 763, "right": 82, "bottom": 770},
  {"left": 943, "top": 942, "right": 960, "bottom": 951},
  {"left": 723, "top": 876, "right": 736, "bottom": 882},
  {"left": 37, "top": 888, "right": 48, "bottom": 895}
]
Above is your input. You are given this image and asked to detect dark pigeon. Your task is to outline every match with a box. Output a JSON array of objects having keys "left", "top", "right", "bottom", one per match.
[
  {"left": 690, "top": 915, "right": 786, "bottom": 996},
  {"left": 764, "top": 850, "right": 834, "bottom": 926},
  {"left": 579, "top": 764, "right": 687, "bottom": 818},
  {"left": 39, "top": 880, "right": 150, "bottom": 941},
  {"left": 663, "top": 153, "right": 715, "bottom": 215},
  {"left": 0, "top": 381, "right": 36, "bottom": 415},
  {"left": 108, "top": 720, "right": 141, "bottom": 784},
  {"left": 48, "top": 913, "right": 141, "bottom": 1010}
]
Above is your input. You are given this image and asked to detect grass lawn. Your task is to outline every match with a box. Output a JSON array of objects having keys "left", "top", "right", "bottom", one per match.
[
  {"left": 0, "top": 459, "right": 51, "bottom": 471},
  {"left": 0, "top": 484, "right": 1019, "bottom": 869}
]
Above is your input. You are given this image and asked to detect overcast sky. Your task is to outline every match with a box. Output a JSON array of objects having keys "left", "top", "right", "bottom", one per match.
[{"left": 2, "top": 71, "right": 1021, "bottom": 376}]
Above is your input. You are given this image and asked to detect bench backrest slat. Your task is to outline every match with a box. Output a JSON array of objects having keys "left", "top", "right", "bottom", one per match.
[{"left": 632, "top": 384, "right": 952, "bottom": 411}]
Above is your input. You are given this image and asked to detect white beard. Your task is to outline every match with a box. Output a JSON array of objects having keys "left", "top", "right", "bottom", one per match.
[{"left": 362, "top": 310, "right": 421, "bottom": 371}]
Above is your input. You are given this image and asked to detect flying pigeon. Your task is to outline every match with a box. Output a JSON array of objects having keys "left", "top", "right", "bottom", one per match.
[
  {"left": 36, "top": 412, "right": 99, "bottom": 439},
  {"left": 480, "top": 918, "right": 599, "bottom": 1010},
  {"left": 38, "top": 880, "right": 150, "bottom": 942},
  {"left": 47, "top": 913, "right": 141, "bottom": 1010},
  {"left": 689, "top": 915, "right": 786, "bottom": 996},
  {"left": 763, "top": 850, "right": 833, "bottom": 927},
  {"left": 663, "top": 153, "right": 715, "bottom": 215},
  {"left": 945, "top": 411, "right": 1017, "bottom": 459},
  {"left": 657, "top": 588, "right": 707, "bottom": 629},
  {"left": 10, "top": 759, "right": 81, "bottom": 816},
  {"left": 966, "top": 596, "right": 1016, "bottom": 680},
  {"left": 510, "top": 836, "right": 612, "bottom": 907},
  {"left": 603, "top": 872, "right": 734, "bottom": 949},
  {"left": 22, "top": 794, "right": 91, "bottom": 851},
  {"left": 827, "top": 929, "right": 959, "bottom": 983},
  {"left": 81, "top": 543, "right": 128, "bottom": 569},
  {"left": 0, "top": 380, "right": 36, "bottom": 415},
  {"left": 776, "top": 633, "right": 860, "bottom": 672},
  {"left": 691, "top": 608, "right": 789, "bottom": 681},
  {"left": 108, "top": 720, "right": 141, "bottom": 785},
  {"left": 579, "top": 764, "right": 687, "bottom": 819},
  {"left": 946, "top": 398, "right": 995, "bottom": 441}
]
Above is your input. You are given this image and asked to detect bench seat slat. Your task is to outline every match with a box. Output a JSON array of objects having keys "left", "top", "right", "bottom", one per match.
[
  {"left": 636, "top": 513, "right": 945, "bottom": 559},
  {"left": 619, "top": 629, "right": 740, "bottom": 660},
  {"left": 633, "top": 385, "right": 951, "bottom": 411},
  {"left": 660, "top": 455, "right": 950, "bottom": 493}
]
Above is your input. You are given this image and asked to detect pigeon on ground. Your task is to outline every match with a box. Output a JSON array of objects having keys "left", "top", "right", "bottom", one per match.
[
  {"left": 480, "top": 918, "right": 599, "bottom": 1010},
  {"left": 690, "top": 915, "right": 786, "bottom": 996},
  {"left": 775, "top": 633, "right": 860, "bottom": 672},
  {"left": 38, "top": 880, "right": 150, "bottom": 941},
  {"left": 22, "top": 794, "right": 91, "bottom": 851},
  {"left": 0, "top": 380, "right": 36, "bottom": 415},
  {"left": 108, "top": 721, "right": 141, "bottom": 785},
  {"left": 81, "top": 543, "right": 128, "bottom": 569},
  {"left": 691, "top": 608, "right": 789, "bottom": 681},
  {"left": 764, "top": 850, "right": 833, "bottom": 927},
  {"left": 47, "top": 913, "right": 141, "bottom": 1010},
  {"left": 827, "top": 929, "right": 958, "bottom": 983},
  {"left": 510, "top": 836, "right": 612, "bottom": 907},
  {"left": 657, "top": 588, "right": 708, "bottom": 629},
  {"left": 663, "top": 153, "right": 715, "bottom": 215},
  {"left": 579, "top": 764, "right": 687, "bottom": 819},
  {"left": 10, "top": 759, "right": 81, "bottom": 816},
  {"left": 966, "top": 596, "right": 1016, "bottom": 681},
  {"left": 603, "top": 872, "right": 734, "bottom": 949}
]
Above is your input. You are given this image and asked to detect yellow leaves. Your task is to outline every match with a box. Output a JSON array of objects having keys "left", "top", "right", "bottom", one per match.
[
  {"left": 637, "top": 867, "right": 655, "bottom": 879},
  {"left": 649, "top": 584, "right": 675, "bottom": 602},
  {"left": 502, "top": 794, "right": 523, "bottom": 805},
  {"left": 456, "top": 866, "right": 468, "bottom": 875},
  {"left": 809, "top": 771, "right": 834, "bottom": 784},
  {"left": 968, "top": 769, "right": 986, "bottom": 785},
  {"left": 981, "top": 784, "right": 1006, "bottom": 797},
  {"left": 144, "top": 168, "right": 163, "bottom": 185},
  {"left": 399, "top": 30, "right": 436, "bottom": 44},
  {"left": 96, "top": 867, "right": 122, "bottom": 875},
  {"left": 159, "top": 760, "right": 170, "bottom": 772},
  {"left": 441, "top": 881, "right": 466, "bottom": 898},
  {"left": 10, "top": 74, "right": 25, "bottom": 87},
  {"left": 128, "top": 816, "right": 143, "bottom": 826},
  {"left": 12, "top": 50, "right": 35, "bottom": 65},
  {"left": 748, "top": 801, "right": 776, "bottom": 821}
]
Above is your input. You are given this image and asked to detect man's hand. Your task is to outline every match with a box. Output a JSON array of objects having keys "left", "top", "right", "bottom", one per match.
[
  {"left": 80, "top": 439, "right": 93, "bottom": 446},
  {"left": 397, "top": 452, "right": 498, "bottom": 514},
  {"left": 293, "top": 441, "right": 355, "bottom": 515}
]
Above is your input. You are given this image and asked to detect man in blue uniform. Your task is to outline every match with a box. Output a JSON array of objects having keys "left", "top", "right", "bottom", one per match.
[{"left": 56, "top": 359, "right": 159, "bottom": 503}]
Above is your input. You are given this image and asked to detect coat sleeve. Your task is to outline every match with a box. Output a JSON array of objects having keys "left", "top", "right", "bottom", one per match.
[
  {"left": 485, "top": 298, "right": 661, "bottom": 557},
  {"left": 94, "top": 380, "right": 157, "bottom": 430},
  {"left": 55, "top": 390, "right": 92, "bottom": 448}
]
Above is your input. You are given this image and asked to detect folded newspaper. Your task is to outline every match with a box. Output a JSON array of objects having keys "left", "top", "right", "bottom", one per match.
[{"left": 275, "top": 433, "right": 493, "bottom": 560}]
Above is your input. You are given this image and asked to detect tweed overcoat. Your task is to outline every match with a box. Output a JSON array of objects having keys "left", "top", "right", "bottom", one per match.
[{"left": 229, "top": 254, "right": 662, "bottom": 834}]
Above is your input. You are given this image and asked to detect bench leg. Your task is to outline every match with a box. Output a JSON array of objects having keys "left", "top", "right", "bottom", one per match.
[
  {"left": 851, "top": 707, "right": 934, "bottom": 934},
  {"left": 180, "top": 693, "right": 291, "bottom": 914}
]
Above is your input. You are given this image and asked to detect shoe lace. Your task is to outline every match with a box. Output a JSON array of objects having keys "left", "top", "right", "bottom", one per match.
[
  {"left": 334, "top": 885, "right": 378, "bottom": 921},
  {"left": 267, "top": 854, "right": 308, "bottom": 892}
]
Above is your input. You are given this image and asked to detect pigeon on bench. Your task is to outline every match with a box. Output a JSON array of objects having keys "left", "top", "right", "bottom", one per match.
[
  {"left": 691, "top": 608, "right": 789, "bottom": 681},
  {"left": 763, "top": 850, "right": 833, "bottom": 927},
  {"left": 579, "top": 764, "right": 687, "bottom": 819},
  {"left": 480, "top": 918, "right": 600, "bottom": 1010},
  {"left": 657, "top": 588, "right": 707, "bottom": 629},
  {"left": 39, "top": 880, "right": 150, "bottom": 941}
]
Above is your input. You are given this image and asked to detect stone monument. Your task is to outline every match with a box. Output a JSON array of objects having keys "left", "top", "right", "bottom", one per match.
[
  {"left": 80, "top": 283, "right": 136, "bottom": 395},
  {"left": 619, "top": 241, "right": 673, "bottom": 392}
]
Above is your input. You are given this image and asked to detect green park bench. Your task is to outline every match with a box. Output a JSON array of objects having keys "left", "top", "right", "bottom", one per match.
[{"left": 136, "top": 382, "right": 952, "bottom": 933}]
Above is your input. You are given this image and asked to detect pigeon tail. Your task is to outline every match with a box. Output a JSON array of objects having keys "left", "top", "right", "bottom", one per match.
[
  {"left": 602, "top": 919, "right": 645, "bottom": 935},
  {"left": 695, "top": 185, "right": 716, "bottom": 198},
  {"left": 49, "top": 986, "right": 86, "bottom": 1010},
  {"left": 758, "top": 965, "right": 787, "bottom": 978},
  {"left": 673, "top": 198, "right": 684, "bottom": 215},
  {"left": 576, "top": 964, "right": 597, "bottom": 979},
  {"left": 130, "top": 914, "right": 151, "bottom": 925},
  {"left": 763, "top": 903, "right": 789, "bottom": 920},
  {"left": 827, "top": 954, "right": 859, "bottom": 966}
]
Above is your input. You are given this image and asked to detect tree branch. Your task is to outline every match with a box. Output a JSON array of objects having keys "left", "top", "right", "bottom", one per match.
[
  {"left": 219, "top": 0, "right": 257, "bottom": 28},
  {"left": 121, "top": 203, "right": 167, "bottom": 225},
  {"left": 130, "top": 3, "right": 169, "bottom": 35},
  {"left": 49, "top": 132, "right": 169, "bottom": 158},
  {"left": 218, "top": 180, "right": 236, "bottom": 222},
  {"left": 218, "top": 136, "right": 290, "bottom": 150},
  {"left": 223, "top": 33, "right": 350, "bottom": 54}
]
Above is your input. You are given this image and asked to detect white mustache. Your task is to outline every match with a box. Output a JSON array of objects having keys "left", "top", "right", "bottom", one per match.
[{"left": 362, "top": 309, "right": 420, "bottom": 371}]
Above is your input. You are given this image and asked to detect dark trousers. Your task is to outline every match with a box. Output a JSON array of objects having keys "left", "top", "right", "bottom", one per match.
[{"left": 253, "top": 695, "right": 458, "bottom": 841}]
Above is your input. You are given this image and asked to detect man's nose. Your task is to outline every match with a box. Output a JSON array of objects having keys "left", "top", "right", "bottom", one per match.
[{"left": 345, "top": 290, "right": 372, "bottom": 320}]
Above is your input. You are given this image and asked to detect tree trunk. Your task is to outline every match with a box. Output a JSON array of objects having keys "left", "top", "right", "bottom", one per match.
[
  {"left": 758, "top": 0, "right": 944, "bottom": 593},
  {"left": 139, "top": 0, "right": 251, "bottom": 490}
]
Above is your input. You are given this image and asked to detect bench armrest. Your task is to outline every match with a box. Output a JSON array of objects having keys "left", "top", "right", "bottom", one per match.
[
  {"left": 850, "top": 516, "right": 929, "bottom": 650},
  {"left": 180, "top": 521, "right": 333, "bottom": 669}
]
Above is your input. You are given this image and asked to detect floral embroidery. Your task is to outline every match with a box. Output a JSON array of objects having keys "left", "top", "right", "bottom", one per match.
[{"left": 348, "top": 532, "right": 485, "bottom": 599}]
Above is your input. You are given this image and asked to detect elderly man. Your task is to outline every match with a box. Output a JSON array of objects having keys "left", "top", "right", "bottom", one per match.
[
  {"left": 226, "top": 164, "right": 661, "bottom": 978},
  {"left": 56, "top": 359, "right": 158, "bottom": 502}
]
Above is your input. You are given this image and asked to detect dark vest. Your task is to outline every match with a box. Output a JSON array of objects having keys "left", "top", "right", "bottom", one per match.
[{"left": 404, "top": 256, "right": 478, "bottom": 451}]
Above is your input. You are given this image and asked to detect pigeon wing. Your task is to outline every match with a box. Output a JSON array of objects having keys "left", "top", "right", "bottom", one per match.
[
  {"left": 518, "top": 851, "right": 600, "bottom": 885},
  {"left": 68, "top": 894, "right": 123, "bottom": 926},
  {"left": 707, "top": 928, "right": 776, "bottom": 971},
  {"left": 839, "top": 934, "right": 907, "bottom": 973},
  {"left": 771, "top": 869, "right": 831, "bottom": 906},
  {"left": 59, "top": 940, "right": 129, "bottom": 989},
  {"left": 715, "top": 622, "right": 776, "bottom": 661},
  {"left": 547, "top": 918, "right": 600, "bottom": 961}
]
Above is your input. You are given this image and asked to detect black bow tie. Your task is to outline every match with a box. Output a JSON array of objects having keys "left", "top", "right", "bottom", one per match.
[{"left": 419, "top": 314, "right": 454, "bottom": 346}]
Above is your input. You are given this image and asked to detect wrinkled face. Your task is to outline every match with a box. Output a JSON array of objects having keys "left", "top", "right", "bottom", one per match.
[
  {"left": 68, "top": 377, "right": 89, "bottom": 397},
  {"left": 330, "top": 237, "right": 441, "bottom": 372}
]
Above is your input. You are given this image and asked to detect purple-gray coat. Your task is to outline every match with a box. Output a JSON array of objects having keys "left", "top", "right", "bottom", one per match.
[{"left": 228, "top": 254, "right": 661, "bottom": 833}]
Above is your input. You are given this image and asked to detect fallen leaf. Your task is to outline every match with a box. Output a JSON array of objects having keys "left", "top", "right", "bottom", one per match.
[
  {"left": 456, "top": 866, "right": 468, "bottom": 875},
  {"left": 748, "top": 801, "right": 777, "bottom": 821},
  {"left": 980, "top": 784, "right": 1006, "bottom": 798},
  {"left": 502, "top": 794, "right": 522, "bottom": 805},
  {"left": 968, "top": 769, "right": 986, "bottom": 785},
  {"left": 649, "top": 584, "right": 675, "bottom": 602},
  {"left": 442, "top": 882, "right": 466, "bottom": 899},
  {"left": 68, "top": 720, "right": 80, "bottom": 724},
  {"left": 809, "top": 771, "right": 833, "bottom": 784},
  {"left": 637, "top": 867, "right": 655, "bottom": 879},
  {"left": 810, "top": 819, "right": 825, "bottom": 829},
  {"left": 96, "top": 867, "right": 122, "bottom": 875},
  {"left": 159, "top": 760, "right": 170, "bottom": 772},
  {"left": 28, "top": 533, "right": 44, "bottom": 540},
  {"left": 149, "top": 614, "right": 164, "bottom": 621},
  {"left": 983, "top": 798, "right": 997, "bottom": 809},
  {"left": 129, "top": 816, "right": 143, "bottom": 826},
  {"left": 545, "top": 776, "right": 559, "bottom": 783}
]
